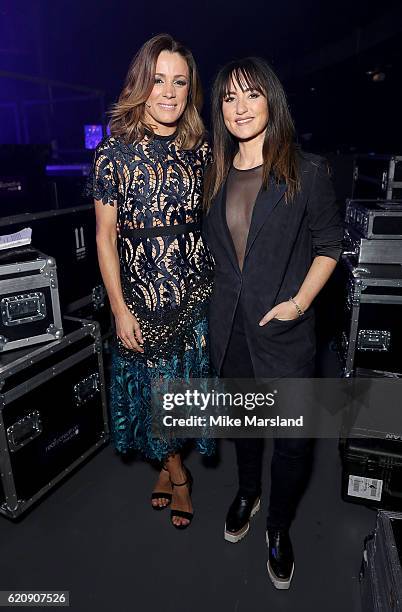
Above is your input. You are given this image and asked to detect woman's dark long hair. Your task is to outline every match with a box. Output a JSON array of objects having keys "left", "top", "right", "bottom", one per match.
[
  {"left": 205, "top": 57, "right": 300, "bottom": 208},
  {"left": 110, "top": 33, "right": 204, "bottom": 149}
]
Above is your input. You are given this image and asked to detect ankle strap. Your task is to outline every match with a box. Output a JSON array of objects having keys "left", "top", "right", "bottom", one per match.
[{"left": 171, "top": 477, "right": 188, "bottom": 487}]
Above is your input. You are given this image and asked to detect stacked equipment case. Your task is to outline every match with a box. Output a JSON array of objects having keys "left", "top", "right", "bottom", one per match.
[
  {"left": 339, "top": 259, "right": 402, "bottom": 377},
  {"left": 360, "top": 511, "right": 402, "bottom": 611},
  {"left": 352, "top": 155, "right": 402, "bottom": 200},
  {"left": 0, "top": 246, "right": 63, "bottom": 352},
  {"left": 0, "top": 177, "right": 112, "bottom": 517},
  {"left": 0, "top": 317, "right": 109, "bottom": 519},
  {"left": 0, "top": 205, "right": 113, "bottom": 340},
  {"left": 339, "top": 162, "right": 402, "bottom": 512}
]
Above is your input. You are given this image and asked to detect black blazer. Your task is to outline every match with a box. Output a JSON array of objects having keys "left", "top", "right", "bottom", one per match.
[{"left": 203, "top": 153, "right": 343, "bottom": 378}]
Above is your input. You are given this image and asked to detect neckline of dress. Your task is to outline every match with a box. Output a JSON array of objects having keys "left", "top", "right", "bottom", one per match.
[
  {"left": 146, "top": 129, "right": 177, "bottom": 142},
  {"left": 231, "top": 163, "right": 263, "bottom": 172}
]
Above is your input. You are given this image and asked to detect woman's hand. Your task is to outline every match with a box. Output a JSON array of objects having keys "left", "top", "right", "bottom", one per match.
[
  {"left": 258, "top": 300, "right": 300, "bottom": 326},
  {"left": 115, "top": 308, "right": 144, "bottom": 352}
]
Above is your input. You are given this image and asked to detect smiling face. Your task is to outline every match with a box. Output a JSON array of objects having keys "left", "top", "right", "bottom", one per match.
[
  {"left": 221, "top": 73, "right": 269, "bottom": 142},
  {"left": 144, "top": 50, "right": 190, "bottom": 135}
]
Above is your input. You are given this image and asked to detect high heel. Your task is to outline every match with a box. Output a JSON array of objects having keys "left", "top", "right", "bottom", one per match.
[
  {"left": 151, "top": 465, "right": 172, "bottom": 510},
  {"left": 170, "top": 467, "right": 194, "bottom": 530}
]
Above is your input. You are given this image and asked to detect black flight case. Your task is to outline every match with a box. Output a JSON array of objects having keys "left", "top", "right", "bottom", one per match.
[
  {"left": 360, "top": 511, "right": 402, "bottom": 611},
  {"left": 338, "top": 258, "right": 402, "bottom": 511},
  {"left": 352, "top": 154, "right": 402, "bottom": 200},
  {"left": 0, "top": 246, "right": 63, "bottom": 352},
  {"left": 339, "top": 256, "right": 402, "bottom": 377},
  {"left": 0, "top": 205, "right": 113, "bottom": 340},
  {"left": 0, "top": 317, "right": 109, "bottom": 519}
]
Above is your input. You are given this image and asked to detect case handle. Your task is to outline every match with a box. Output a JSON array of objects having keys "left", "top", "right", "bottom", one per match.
[
  {"left": 6, "top": 410, "right": 43, "bottom": 452},
  {"left": 73, "top": 372, "right": 100, "bottom": 407}
]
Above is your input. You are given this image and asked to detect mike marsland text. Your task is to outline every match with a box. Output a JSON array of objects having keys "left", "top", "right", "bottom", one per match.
[{"left": 162, "top": 415, "right": 304, "bottom": 428}]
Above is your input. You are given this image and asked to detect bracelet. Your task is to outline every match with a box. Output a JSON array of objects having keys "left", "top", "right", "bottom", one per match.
[{"left": 289, "top": 297, "right": 305, "bottom": 317}]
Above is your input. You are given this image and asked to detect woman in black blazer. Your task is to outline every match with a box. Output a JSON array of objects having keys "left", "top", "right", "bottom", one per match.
[{"left": 204, "top": 57, "right": 343, "bottom": 590}]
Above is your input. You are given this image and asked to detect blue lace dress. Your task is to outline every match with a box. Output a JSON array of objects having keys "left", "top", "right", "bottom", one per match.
[{"left": 90, "top": 132, "right": 215, "bottom": 461}]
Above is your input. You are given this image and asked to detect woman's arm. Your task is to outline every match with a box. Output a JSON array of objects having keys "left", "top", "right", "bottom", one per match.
[
  {"left": 260, "top": 159, "right": 343, "bottom": 325},
  {"left": 95, "top": 201, "right": 144, "bottom": 352},
  {"left": 292, "top": 255, "right": 337, "bottom": 312},
  {"left": 259, "top": 256, "right": 337, "bottom": 324}
]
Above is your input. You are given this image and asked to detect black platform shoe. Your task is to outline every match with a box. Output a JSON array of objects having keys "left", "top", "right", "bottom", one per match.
[
  {"left": 265, "top": 528, "right": 295, "bottom": 589},
  {"left": 224, "top": 492, "right": 261, "bottom": 543}
]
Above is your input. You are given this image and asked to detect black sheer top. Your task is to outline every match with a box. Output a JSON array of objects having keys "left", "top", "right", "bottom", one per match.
[{"left": 226, "top": 164, "right": 263, "bottom": 270}]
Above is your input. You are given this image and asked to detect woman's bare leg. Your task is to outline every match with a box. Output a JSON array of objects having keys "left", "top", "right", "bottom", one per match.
[{"left": 165, "top": 453, "right": 193, "bottom": 527}]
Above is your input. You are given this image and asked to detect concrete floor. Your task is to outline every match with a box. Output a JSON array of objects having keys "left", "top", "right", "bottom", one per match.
[{"left": 0, "top": 436, "right": 376, "bottom": 612}]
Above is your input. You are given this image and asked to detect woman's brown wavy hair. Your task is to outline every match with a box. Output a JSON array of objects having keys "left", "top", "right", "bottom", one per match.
[
  {"left": 109, "top": 33, "right": 205, "bottom": 149},
  {"left": 205, "top": 57, "right": 300, "bottom": 208}
]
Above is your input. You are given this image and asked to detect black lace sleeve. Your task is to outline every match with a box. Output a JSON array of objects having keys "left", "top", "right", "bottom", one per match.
[{"left": 86, "top": 138, "right": 118, "bottom": 206}]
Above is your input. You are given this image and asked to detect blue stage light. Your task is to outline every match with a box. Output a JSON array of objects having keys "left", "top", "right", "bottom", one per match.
[{"left": 84, "top": 125, "right": 103, "bottom": 149}]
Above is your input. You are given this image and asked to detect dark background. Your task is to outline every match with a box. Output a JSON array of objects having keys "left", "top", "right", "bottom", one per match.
[{"left": 1, "top": 0, "right": 402, "bottom": 156}]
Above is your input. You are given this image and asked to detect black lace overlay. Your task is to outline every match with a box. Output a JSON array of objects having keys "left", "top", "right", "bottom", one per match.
[
  {"left": 88, "top": 133, "right": 215, "bottom": 458},
  {"left": 88, "top": 134, "right": 214, "bottom": 364}
]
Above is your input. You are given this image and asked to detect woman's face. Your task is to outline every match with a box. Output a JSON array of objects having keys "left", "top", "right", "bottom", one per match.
[
  {"left": 222, "top": 76, "right": 268, "bottom": 141},
  {"left": 144, "top": 51, "right": 190, "bottom": 135}
]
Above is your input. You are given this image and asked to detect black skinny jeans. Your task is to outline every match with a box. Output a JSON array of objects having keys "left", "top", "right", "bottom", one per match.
[{"left": 221, "top": 305, "right": 315, "bottom": 531}]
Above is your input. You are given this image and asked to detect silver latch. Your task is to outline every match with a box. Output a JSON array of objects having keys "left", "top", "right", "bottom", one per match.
[{"left": 357, "top": 329, "right": 391, "bottom": 352}]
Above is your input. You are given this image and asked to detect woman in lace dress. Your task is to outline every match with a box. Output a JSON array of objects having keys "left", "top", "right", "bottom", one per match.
[{"left": 90, "top": 34, "right": 214, "bottom": 529}]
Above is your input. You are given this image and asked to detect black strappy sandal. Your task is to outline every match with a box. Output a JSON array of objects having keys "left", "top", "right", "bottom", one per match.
[
  {"left": 151, "top": 465, "right": 172, "bottom": 511},
  {"left": 170, "top": 467, "right": 194, "bottom": 530}
]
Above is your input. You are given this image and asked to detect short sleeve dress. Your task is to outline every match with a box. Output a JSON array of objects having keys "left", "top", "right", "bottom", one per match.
[{"left": 89, "top": 132, "right": 215, "bottom": 461}]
